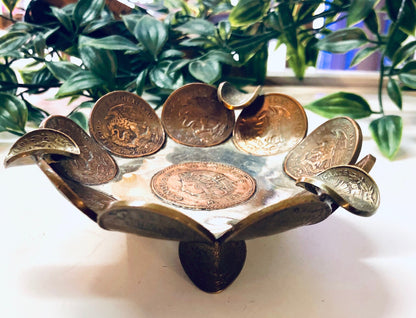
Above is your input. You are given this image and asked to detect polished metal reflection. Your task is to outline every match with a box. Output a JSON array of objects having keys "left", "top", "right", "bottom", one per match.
[{"left": 217, "top": 81, "right": 262, "bottom": 110}]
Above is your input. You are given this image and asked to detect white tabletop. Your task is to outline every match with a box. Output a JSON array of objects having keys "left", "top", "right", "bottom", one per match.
[{"left": 1, "top": 83, "right": 416, "bottom": 318}]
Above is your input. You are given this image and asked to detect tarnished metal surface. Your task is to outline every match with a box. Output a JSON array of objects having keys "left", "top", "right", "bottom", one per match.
[
  {"left": 233, "top": 93, "right": 307, "bottom": 156},
  {"left": 89, "top": 91, "right": 165, "bottom": 158},
  {"left": 4, "top": 129, "right": 80, "bottom": 168},
  {"left": 296, "top": 165, "right": 380, "bottom": 217},
  {"left": 161, "top": 83, "right": 235, "bottom": 147},
  {"left": 284, "top": 116, "right": 362, "bottom": 179},
  {"left": 42, "top": 115, "right": 118, "bottom": 185}
]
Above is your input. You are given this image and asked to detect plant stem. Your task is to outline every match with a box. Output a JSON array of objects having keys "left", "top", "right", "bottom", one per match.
[{"left": 377, "top": 0, "right": 407, "bottom": 116}]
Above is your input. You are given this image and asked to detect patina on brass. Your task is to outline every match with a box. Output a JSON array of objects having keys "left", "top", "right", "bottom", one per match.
[
  {"left": 4, "top": 128, "right": 80, "bottom": 168},
  {"left": 3, "top": 84, "right": 381, "bottom": 293},
  {"left": 217, "top": 81, "right": 262, "bottom": 110},
  {"left": 42, "top": 115, "right": 119, "bottom": 185},
  {"left": 284, "top": 116, "right": 362, "bottom": 180},
  {"left": 296, "top": 165, "right": 380, "bottom": 217},
  {"left": 89, "top": 91, "right": 165, "bottom": 158}
]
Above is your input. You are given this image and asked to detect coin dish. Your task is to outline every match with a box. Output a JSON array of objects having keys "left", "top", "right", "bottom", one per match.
[{"left": 3, "top": 82, "right": 380, "bottom": 293}]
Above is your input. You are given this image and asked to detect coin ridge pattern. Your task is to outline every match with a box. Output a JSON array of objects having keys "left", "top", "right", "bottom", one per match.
[{"left": 151, "top": 161, "right": 256, "bottom": 210}]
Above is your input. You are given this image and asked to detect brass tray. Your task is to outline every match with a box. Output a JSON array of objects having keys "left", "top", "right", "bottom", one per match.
[{"left": 4, "top": 85, "right": 379, "bottom": 293}]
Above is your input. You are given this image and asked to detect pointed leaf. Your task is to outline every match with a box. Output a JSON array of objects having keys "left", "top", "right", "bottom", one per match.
[
  {"left": 364, "top": 9, "right": 380, "bottom": 34},
  {"left": 46, "top": 61, "right": 81, "bottom": 81},
  {"left": 0, "top": 64, "right": 18, "bottom": 94},
  {"left": 369, "top": 115, "right": 402, "bottom": 160},
  {"left": 74, "top": 0, "right": 105, "bottom": 27},
  {"left": 50, "top": 7, "right": 73, "bottom": 32},
  {"left": 315, "top": 28, "right": 368, "bottom": 53},
  {"left": 55, "top": 71, "right": 105, "bottom": 98},
  {"left": 2, "top": 0, "right": 18, "bottom": 13},
  {"left": 229, "top": 0, "right": 271, "bottom": 27},
  {"left": 347, "top": 0, "right": 378, "bottom": 26},
  {"left": 399, "top": 60, "right": 416, "bottom": 88},
  {"left": 350, "top": 46, "right": 378, "bottom": 67},
  {"left": 304, "top": 92, "right": 373, "bottom": 119},
  {"left": 392, "top": 40, "right": 416, "bottom": 68},
  {"left": 387, "top": 78, "right": 402, "bottom": 109},
  {"left": 386, "top": 0, "right": 416, "bottom": 35},
  {"left": 0, "top": 32, "right": 30, "bottom": 57},
  {"left": 0, "top": 93, "right": 28, "bottom": 135},
  {"left": 176, "top": 19, "right": 216, "bottom": 36},
  {"left": 81, "top": 35, "right": 139, "bottom": 51},
  {"left": 135, "top": 15, "right": 168, "bottom": 59},
  {"left": 68, "top": 112, "right": 88, "bottom": 131},
  {"left": 135, "top": 68, "right": 149, "bottom": 96}
]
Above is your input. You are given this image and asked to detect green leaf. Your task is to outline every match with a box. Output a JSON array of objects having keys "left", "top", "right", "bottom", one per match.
[
  {"left": 386, "top": 0, "right": 416, "bottom": 35},
  {"left": 387, "top": 78, "right": 402, "bottom": 109},
  {"left": 135, "top": 15, "right": 168, "bottom": 59},
  {"left": 203, "top": 50, "right": 238, "bottom": 66},
  {"left": 55, "top": 71, "right": 105, "bottom": 98},
  {"left": 350, "top": 46, "right": 378, "bottom": 67},
  {"left": 0, "top": 64, "right": 18, "bottom": 94},
  {"left": 79, "top": 38, "right": 117, "bottom": 83},
  {"left": 0, "top": 93, "right": 28, "bottom": 135},
  {"left": 176, "top": 19, "right": 216, "bottom": 36},
  {"left": 364, "top": 9, "right": 380, "bottom": 34},
  {"left": 229, "top": 0, "right": 271, "bottom": 27},
  {"left": 135, "top": 68, "right": 149, "bottom": 96},
  {"left": 46, "top": 61, "right": 81, "bottom": 81},
  {"left": 68, "top": 112, "right": 88, "bottom": 131},
  {"left": 74, "top": 0, "right": 105, "bottom": 28},
  {"left": 0, "top": 32, "right": 30, "bottom": 57},
  {"left": 149, "top": 61, "right": 184, "bottom": 90},
  {"left": 189, "top": 59, "right": 221, "bottom": 84},
  {"left": 121, "top": 13, "right": 144, "bottom": 35},
  {"left": 217, "top": 20, "right": 231, "bottom": 41},
  {"left": 316, "top": 28, "right": 368, "bottom": 53},
  {"left": 392, "top": 41, "right": 416, "bottom": 68},
  {"left": 399, "top": 60, "right": 416, "bottom": 88},
  {"left": 278, "top": 3, "right": 298, "bottom": 51},
  {"left": 369, "top": 115, "right": 402, "bottom": 160},
  {"left": 304, "top": 92, "right": 373, "bottom": 119},
  {"left": 2, "top": 0, "right": 18, "bottom": 13},
  {"left": 159, "top": 49, "right": 185, "bottom": 60},
  {"left": 25, "top": 100, "right": 49, "bottom": 126},
  {"left": 81, "top": 35, "right": 139, "bottom": 51},
  {"left": 347, "top": 0, "right": 378, "bottom": 26},
  {"left": 50, "top": 7, "right": 73, "bottom": 32}
]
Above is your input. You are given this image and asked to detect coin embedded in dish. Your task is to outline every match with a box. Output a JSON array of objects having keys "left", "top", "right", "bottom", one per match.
[
  {"left": 233, "top": 93, "right": 307, "bottom": 156},
  {"left": 284, "top": 116, "right": 362, "bottom": 180},
  {"left": 42, "top": 115, "right": 118, "bottom": 185},
  {"left": 151, "top": 162, "right": 256, "bottom": 210},
  {"left": 89, "top": 91, "right": 165, "bottom": 158},
  {"left": 161, "top": 83, "right": 235, "bottom": 147}
]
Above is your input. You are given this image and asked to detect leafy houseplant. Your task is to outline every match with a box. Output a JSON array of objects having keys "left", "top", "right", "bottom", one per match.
[{"left": 0, "top": 0, "right": 414, "bottom": 159}]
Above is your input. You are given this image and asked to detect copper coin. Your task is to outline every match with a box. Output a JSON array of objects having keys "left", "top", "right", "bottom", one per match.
[
  {"left": 42, "top": 115, "right": 118, "bottom": 185},
  {"left": 89, "top": 91, "right": 165, "bottom": 157},
  {"left": 233, "top": 94, "right": 307, "bottom": 156},
  {"left": 161, "top": 83, "right": 235, "bottom": 147},
  {"left": 284, "top": 117, "right": 362, "bottom": 180},
  {"left": 151, "top": 162, "right": 256, "bottom": 210}
]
